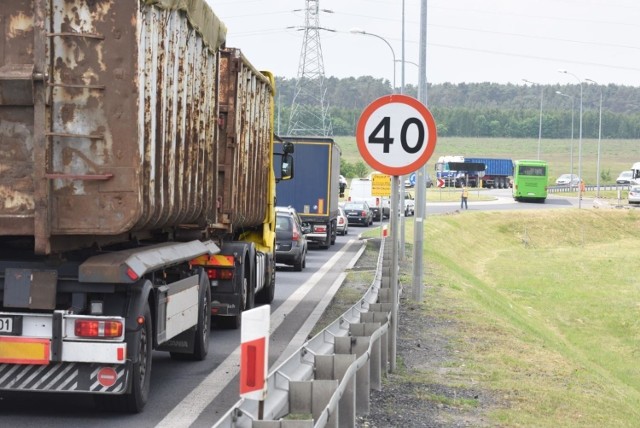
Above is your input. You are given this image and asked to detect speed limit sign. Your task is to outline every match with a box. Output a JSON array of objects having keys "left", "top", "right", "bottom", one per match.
[{"left": 356, "top": 94, "right": 437, "bottom": 176}]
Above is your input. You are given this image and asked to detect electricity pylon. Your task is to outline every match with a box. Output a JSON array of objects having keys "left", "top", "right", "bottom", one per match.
[{"left": 287, "top": 0, "right": 333, "bottom": 137}]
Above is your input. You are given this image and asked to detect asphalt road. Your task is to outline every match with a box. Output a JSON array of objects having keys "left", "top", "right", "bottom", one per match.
[{"left": 0, "top": 229, "right": 370, "bottom": 428}]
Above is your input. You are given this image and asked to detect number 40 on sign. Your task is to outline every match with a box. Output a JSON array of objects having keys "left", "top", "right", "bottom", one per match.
[{"left": 356, "top": 94, "right": 437, "bottom": 176}]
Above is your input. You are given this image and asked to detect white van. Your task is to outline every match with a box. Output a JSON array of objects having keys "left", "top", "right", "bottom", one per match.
[{"left": 348, "top": 177, "right": 388, "bottom": 221}]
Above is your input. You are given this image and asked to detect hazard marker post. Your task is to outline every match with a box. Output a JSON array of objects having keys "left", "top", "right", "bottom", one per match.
[
  {"left": 356, "top": 94, "right": 437, "bottom": 372},
  {"left": 240, "top": 305, "right": 270, "bottom": 418}
]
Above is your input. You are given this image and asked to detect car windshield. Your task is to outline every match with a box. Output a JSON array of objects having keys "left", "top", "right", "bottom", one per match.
[
  {"left": 620, "top": 171, "right": 632, "bottom": 178},
  {"left": 631, "top": 186, "right": 640, "bottom": 192}
]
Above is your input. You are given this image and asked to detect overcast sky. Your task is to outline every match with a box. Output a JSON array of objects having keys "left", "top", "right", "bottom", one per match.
[{"left": 209, "top": 0, "right": 639, "bottom": 87}]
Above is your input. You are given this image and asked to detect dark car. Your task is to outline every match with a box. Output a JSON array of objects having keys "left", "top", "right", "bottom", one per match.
[
  {"left": 343, "top": 201, "right": 373, "bottom": 226},
  {"left": 275, "top": 207, "right": 307, "bottom": 271}
]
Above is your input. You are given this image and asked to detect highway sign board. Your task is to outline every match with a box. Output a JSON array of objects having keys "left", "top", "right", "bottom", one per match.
[
  {"left": 371, "top": 173, "right": 391, "bottom": 196},
  {"left": 356, "top": 94, "right": 437, "bottom": 176}
]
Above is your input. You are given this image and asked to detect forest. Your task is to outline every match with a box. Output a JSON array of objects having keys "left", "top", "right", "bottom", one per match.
[{"left": 274, "top": 76, "right": 640, "bottom": 139}]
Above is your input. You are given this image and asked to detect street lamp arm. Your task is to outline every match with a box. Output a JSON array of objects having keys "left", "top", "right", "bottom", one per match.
[{"left": 349, "top": 28, "right": 396, "bottom": 92}]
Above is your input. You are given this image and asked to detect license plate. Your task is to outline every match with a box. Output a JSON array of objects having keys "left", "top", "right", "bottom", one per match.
[{"left": 0, "top": 315, "right": 22, "bottom": 336}]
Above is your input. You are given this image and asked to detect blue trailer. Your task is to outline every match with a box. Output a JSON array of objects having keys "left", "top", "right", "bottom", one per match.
[
  {"left": 275, "top": 137, "right": 341, "bottom": 249},
  {"left": 465, "top": 157, "right": 514, "bottom": 188}
]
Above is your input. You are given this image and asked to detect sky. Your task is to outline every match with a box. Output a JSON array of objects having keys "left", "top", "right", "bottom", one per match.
[{"left": 208, "top": 0, "right": 640, "bottom": 87}]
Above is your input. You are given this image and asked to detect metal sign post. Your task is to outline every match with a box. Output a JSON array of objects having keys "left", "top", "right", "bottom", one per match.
[{"left": 356, "top": 94, "right": 437, "bottom": 372}]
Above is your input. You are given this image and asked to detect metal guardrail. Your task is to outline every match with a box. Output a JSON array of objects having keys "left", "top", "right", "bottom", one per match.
[
  {"left": 547, "top": 184, "right": 630, "bottom": 193},
  {"left": 213, "top": 238, "right": 396, "bottom": 428}
]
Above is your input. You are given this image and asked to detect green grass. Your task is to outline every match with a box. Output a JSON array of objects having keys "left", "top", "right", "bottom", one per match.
[
  {"left": 334, "top": 136, "right": 640, "bottom": 185},
  {"left": 402, "top": 209, "right": 640, "bottom": 427}
]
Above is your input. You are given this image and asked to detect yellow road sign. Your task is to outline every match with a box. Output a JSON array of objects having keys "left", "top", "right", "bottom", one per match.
[{"left": 371, "top": 173, "right": 391, "bottom": 196}]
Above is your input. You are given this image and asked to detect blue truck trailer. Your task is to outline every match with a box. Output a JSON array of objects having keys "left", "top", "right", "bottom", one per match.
[
  {"left": 275, "top": 137, "right": 341, "bottom": 249},
  {"left": 435, "top": 156, "right": 513, "bottom": 188}
]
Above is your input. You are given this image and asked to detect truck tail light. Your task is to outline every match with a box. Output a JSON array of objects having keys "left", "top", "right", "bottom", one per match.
[
  {"left": 206, "top": 268, "right": 234, "bottom": 280},
  {"left": 75, "top": 320, "right": 123, "bottom": 338}
]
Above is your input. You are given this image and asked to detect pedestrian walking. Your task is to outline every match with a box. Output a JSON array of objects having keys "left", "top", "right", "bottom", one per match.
[{"left": 461, "top": 184, "right": 469, "bottom": 209}]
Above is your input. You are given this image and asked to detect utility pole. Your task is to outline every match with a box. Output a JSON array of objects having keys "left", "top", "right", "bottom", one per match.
[{"left": 412, "top": 0, "right": 428, "bottom": 303}]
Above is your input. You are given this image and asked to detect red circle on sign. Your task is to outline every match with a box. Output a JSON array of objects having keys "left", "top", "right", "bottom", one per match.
[
  {"left": 97, "top": 367, "right": 118, "bottom": 388},
  {"left": 356, "top": 94, "right": 437, "bottom": 176}
]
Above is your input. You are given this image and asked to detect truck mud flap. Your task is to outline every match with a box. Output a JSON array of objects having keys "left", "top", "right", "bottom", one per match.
[{"left": 0, "top": 362, "right": 130, "bottom": 394}]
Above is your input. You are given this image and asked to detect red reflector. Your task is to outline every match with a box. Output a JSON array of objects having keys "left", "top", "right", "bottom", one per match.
[
  {"left": 126, "top": 267, "right": 139, "bottom": 281},
  {"left": 75, "top": 320, "right": 123, "bottom": 338},
  {"left": 117, "top": 347, "right": 125, "bottom": 361}
]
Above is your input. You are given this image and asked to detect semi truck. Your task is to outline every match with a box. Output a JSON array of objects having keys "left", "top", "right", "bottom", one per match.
[
  {"left": 435, "top": 156, "right": 513, "bottom": 188},
  {"left": 275, "top": 137, "right": 341, "bottom": 249},
  {"left": 0, "top": 0, "right": 292, "bottom": 412}
]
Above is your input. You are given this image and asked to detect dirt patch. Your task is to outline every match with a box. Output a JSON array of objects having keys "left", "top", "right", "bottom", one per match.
[{"left": 330, "top": 238, "right": 502, "bottom": 428}]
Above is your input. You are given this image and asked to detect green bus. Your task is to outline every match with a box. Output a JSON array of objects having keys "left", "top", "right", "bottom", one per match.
[{"left": 512, "top": 160, "right": 548, "bottom": 202}]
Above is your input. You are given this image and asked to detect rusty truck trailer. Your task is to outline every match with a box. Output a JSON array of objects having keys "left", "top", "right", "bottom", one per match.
[{"left": 0, "top": 0, "right": 288, "bottom": 412}]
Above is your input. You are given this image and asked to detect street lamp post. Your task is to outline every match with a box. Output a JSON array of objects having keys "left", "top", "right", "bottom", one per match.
[
  {"left": 558, "top": 69, "right": 583, "bottom": 208},
  {"left": 350, "top": 28, "right": 396, "bottom": 93},
  {"left": 523, "top": 79, "right": 543, "bottom": 160},
  {"left": 586, "top": 78, "right": 603, "bottom": 198},
  {"left": 555, "top": 91, "right": 575, "bottom": 182}
]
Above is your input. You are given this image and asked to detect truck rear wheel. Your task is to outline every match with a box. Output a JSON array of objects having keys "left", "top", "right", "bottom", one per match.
[
  {"left": 171, "top": 272, "right": 210, "bottom": 360},
  {"left": 95, "top": 303, "right": 152, "bottom": 413}
]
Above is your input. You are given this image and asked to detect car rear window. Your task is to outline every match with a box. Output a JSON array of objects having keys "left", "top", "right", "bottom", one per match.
[{"left": 276, "top": 215, "right": 293, "bottom": 231}]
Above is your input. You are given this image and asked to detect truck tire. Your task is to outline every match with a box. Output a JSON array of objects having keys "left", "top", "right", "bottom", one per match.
[
  {"left": 227, "top": 262, "right": 249, "bottom": 329},
  {"left": 96, "top": 303, "right": 152, "bottom": 413},
  {"left": 192, "top": 274, "right": 211, "bottom": 360},
  {"left": 171, "top": 272, "right": 211, "bottom": 361},
  {"left": 330, "top": 220, "right": 337, "bottom": 245},
  {"left": 256, "top": 252, "right": 276, "bottom": 304},
  {"left": 320, "top": 222, "right": 331, "bottom": 249}
]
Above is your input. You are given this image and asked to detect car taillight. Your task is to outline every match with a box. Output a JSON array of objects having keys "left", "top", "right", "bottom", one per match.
[
  {"left": 361, "top": 211, "right": 367, "bottom": 217},
  {"left": 75, "top": 319, "right": 123, "bottom": 338},
  {"left": 292, "top": 224, "right": 300, "bottom": 241}
]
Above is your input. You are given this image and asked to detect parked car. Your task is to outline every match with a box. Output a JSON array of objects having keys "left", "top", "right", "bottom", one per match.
[
  {"left": 336, "top": 206, "right": 349, "bottom": 235},
  {"left": 629, "top": 185, "right": 640, "bottom": 204},
  {"left": 555, "top": 173, "right": 580, "bottom": 186},
  {"left": 617, "top": 170, "right": 633, "bottom": 185},
  {"left": 275, "top": 206, "right": 308, "bottom": 271},
  {"left": 403, "top": 193, "right": 416, "bottom": 216},
  {"left": 343, "top": 201, "right": 373, "bottom": 226}
]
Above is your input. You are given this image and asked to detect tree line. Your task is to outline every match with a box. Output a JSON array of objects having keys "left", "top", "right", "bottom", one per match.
[{"left": 274, "top": 76, "right": 640, "bottom": 138}]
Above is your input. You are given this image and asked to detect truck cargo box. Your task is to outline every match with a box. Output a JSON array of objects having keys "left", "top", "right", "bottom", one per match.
[
  {"left": 0, "top": 1, "right": 274, "bottom": 255},
  {"left": 275, "top": 137, "right": 340, "bottom": 248},
  {"left": 465, "top": 158, "right": 514, "bottom": 176}
]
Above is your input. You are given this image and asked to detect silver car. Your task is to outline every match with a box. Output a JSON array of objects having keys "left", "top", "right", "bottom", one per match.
[
  {"left": 336, "top": 207, "right": 349, "bottom": 235},
  {"left": 555, "top": 173, "right": 580, "bottom": 186}
]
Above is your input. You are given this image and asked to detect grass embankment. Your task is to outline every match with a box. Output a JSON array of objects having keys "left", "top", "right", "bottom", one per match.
[{"left": 399, "top": 209, "right": 640, "bottom": 426}]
